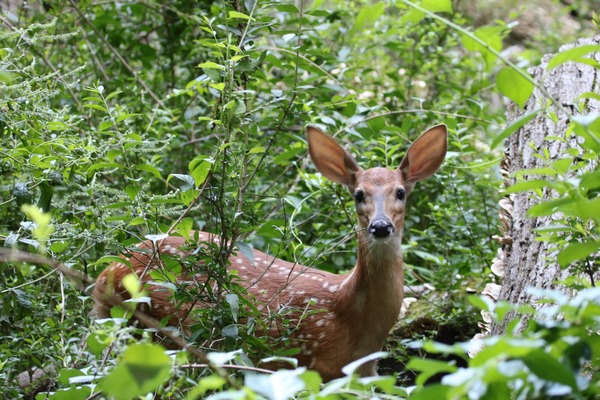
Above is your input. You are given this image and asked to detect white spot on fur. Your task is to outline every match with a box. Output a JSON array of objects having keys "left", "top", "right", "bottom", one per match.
[{"left": 328, "top": 284, "right": 339, "bottom": 293}]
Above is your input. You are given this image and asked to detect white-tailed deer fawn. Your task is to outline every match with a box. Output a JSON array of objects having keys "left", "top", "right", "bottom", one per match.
[{"left": 93, "top": 124, "right": 447, "bottom": 381}]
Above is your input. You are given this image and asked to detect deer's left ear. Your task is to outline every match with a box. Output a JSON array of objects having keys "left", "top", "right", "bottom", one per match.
[
  {"left": 399, "top": 124, "right": 447, "bottom": 184},
  {"left": 307, "top": 126, "right": 362, "bottom": 189}
]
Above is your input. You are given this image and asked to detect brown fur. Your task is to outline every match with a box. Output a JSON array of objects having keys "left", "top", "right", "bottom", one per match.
[{"left": 93, "top": 125, "right": 447, "bottom": 380}]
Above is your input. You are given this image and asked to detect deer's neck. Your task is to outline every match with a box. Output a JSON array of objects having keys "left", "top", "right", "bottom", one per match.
[{"left": 336, "top": 233, "right": 405, "bottom": 328}]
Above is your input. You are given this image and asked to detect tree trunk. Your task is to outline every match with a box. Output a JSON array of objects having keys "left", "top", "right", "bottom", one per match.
[{"left": 490, "top": 36, "right": 600, "bottom": 335}]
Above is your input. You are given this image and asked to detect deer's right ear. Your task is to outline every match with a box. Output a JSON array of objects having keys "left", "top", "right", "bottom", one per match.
[
  {"left": 399, "top": 124, "right": 447, "bottom": 184},
  {"left": 307, "top": 126, "right": 361, "bottom": 187}
]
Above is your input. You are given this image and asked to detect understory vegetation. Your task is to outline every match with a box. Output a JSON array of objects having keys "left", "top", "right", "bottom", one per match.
[{"left": 1, "top": 0, "right": 599, "bottom": 398}]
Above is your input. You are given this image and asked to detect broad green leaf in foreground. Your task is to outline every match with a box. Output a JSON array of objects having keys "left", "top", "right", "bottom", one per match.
[
  {"left": 496, "top": 67, "right": 534, "bottom": 109},
  {"left": 99, "top": 344, "right": 172, "bottom": 400}
]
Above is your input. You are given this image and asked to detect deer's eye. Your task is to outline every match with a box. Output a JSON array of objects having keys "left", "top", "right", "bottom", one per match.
[
  {"left": 354, "top": 190, "right": 365, "bottom": 203},
  {"left": 396, "top": 188, "right": 406, "bottom": 201}
]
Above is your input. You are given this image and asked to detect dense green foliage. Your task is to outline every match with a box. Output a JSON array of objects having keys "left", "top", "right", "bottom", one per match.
[{"left": 0, "top": 0, "right": 598, "bottom": 398}]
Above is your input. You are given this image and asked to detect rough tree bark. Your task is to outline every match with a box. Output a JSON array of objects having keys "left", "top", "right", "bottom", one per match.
[{"left": 490, "top": 35, "right": 600, "bottom": 335}]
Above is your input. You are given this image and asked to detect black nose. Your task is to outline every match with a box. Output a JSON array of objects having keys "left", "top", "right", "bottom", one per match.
[{"left": 368, "top": 219, "right": 395, "bottom": 238}]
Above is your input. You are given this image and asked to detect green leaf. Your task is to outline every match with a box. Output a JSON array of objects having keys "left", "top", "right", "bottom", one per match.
[
  {"left": 116, "top": 113, "right": 140, "bottom": 123},
  {"left": 274, "top": 4, "right": 299, "bottom": 13},
  {"left": 468, "top": 295, "right": 494, "bottom": 312},
  {"left": 106, "top": 90, "right": 123, "bottom": 100},
  {"left": 580, "top": 171, "right": 600, "bottom": 192},
  {"left": 407, "top": 358, "right": 457, "bottom": 386},
  {"left": 462, "top": 25, "right": 503, "bottom": 68},
  {"left": 232, "top": 99, "right": 246, "bottom": 116},
  {"left": 421, "top": 0, "right": 452, "bottom": 13},
  {"left": 58, "top": 368, "right": 84, "bottom": 386},
  {"left": 578, "top": 91, "right": 600, "bottom": 102},
  {"left": 96, "top": 255, "right": 130, "bottom": 266},
  {"left": 523, "top": 349, "right": 578, "bottom": 388},
  {"left": 37, "top": 181, "right": 53, "bottom": 212},
  {"left": 483, "top": 381, "right": 512, "bottom": 400},
  {"left": 48, "top": 121, "right": 69, "bottom": 131},
  {"left": 496, "top": 67, "right": 534, "bottom": 109},
  {"left": 0, "top": 69, "right": 13, "bottom": 83},
  {"left": 189, "top": 160, "right": 212, "bottom": 188},
  {"left": 99, "top": 121, "right": 113, "bottom": 131},
  {"left": 87, "top": 331, "right": 110, "bottom": 357},
  {"left": 210, "top": 82, "right": 226, "bottom": 91},
  {"left": 248, "top": 146, "right": 265, "bottom": 154},
  {"left": 87, "top": 162, "right": 123, "bottom": 175},
  {"left": 547, "top": 44, "right": 600, "bottom": 69},
  {"left": 505, "top": 179, "right": 554, "bottom": 194},
  {"left": 167, "top": 173, "right": 195, "bottom": 190},
  {"left": 352, "top": 2, "right": 385, "bottom": 34},
  {"left": 135, "top": 163, "right": 162, "bottom": 179},
  {"left": 527, "top": 197, "right": 572, "bottom": 217},
  {"left": 128, "top": 216, "right": 147, "bottom": 226},
  {"left": 225, "top": 293, "right": 239, "bottom": 322},
  {"left": 186, "top": 374, "right": 227, "bottom": 398},
  {"left": 107, "top": 149, "right": 122, "bottom": 162},
  {"left": 228, "top": 10, "right": 254, "bottom": 21},
  {"left": 198, "top": 61, "right": 225, "bottom": 70},
  {"left": 572, "top": 114, "right": 600, "bottom": 152},
  {"left": 99, "top": 344, "right": 171, "bottom": 400},
  {"left": 409, "top": 384, "right": 451, "bottom": 400},
  {"left": 558, "top": 241, "right": 600, "bottom": 268},
  {"left": 84, "top": 103, "right": 108, "bottom": 112},
  {"left": 491, "top": 109, "right": 540, "bottom": 149},
  {"left": 173, "top": 218, "right": 193, "bottom": 241},
  {"left": 125, "top": 184, "right": 141, "bottom": 201},
  {"left": 38, "top": 386, "right": 91, "bottom": 400}
]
